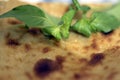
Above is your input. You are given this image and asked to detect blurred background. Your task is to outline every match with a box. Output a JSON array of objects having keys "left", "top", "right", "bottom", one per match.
[{"left": 20, "top": 0, "right": 119, "bottom": 4}]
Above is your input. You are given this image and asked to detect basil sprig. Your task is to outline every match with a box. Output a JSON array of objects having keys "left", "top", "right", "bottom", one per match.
[
  {"left": 0, "top": 0, "right": 119, "bottom": 39},
  {"left": 71, "top": 0, "right": 120, "bottom": 37}
]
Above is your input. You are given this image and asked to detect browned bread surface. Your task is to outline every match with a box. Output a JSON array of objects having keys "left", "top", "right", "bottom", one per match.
[{"left": 0, "top": 0, "right": 120, "bottom": 80}]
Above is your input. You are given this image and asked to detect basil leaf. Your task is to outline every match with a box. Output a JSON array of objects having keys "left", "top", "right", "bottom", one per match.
[
  {"left": 72, "top": 0, "right": 90, "bottom": 14},
  {"left": 0, "top": 5, "right": 45, "bottom": 27},
  {"left": 90, "top": 12, "right": 120, "bottom": 33},
  {"left": 107, "top": 3, "right": 120, "bottom": 21},
  {"left": 42, "top": 13, "right": 60, "bottom": 28},
  {"left": 72, "top": 18, "right": 92, "bottom": 37},
  {"left": 71, "top": 11, "right": 119, "bottom": 37},
  {"left": 80, "top": 5, "right": 91, "bottom": 14},
  {"left": 42, "top": 9, "right": 75, "bottom": 40},
  {"left": 60, "top": 9, "right": 75, "bottom": 39},
  {"left": 42, "top": 26, "right": 62, "bottom": 40}
]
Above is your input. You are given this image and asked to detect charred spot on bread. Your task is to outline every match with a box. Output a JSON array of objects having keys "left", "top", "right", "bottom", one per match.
[
  {"left": 67, "top": 52, "right": 73, "bottom": 56},
  {"left": 91, "top": 39, "right": 99, "bottom": 50},
  {"left": 24, "top": 44, "right": 32, "bottom": 52},
  {"left": 88, "top": 53, "right": 105, "bottom": 66},
  {"left": 104, "top": 66, "right": 109, "bottom": 70},
  {"left": 34, "top": 59, "right": 62, "bottom": 77},
  {"left": 7, "top": 19, "right": 22, "bottom": 25},
  {"left": 28, "top": 28, "right": 41, "bottom": 36},
  {"left": 55, "top": 55, "right": 65, "bottom": 65},
  {"left": 42, "top": 47, "right": 51, "bottom": 54},
  {"left": 6, "top": 38, "right": 20, "bottom": 46},
  {"left": 73, "top": 73, "right": 81, "bottom": 79}
]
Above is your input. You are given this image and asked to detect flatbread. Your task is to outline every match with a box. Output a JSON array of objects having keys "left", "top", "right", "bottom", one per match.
[{"left": 0, "top": 0, "right": 120, "bottom": 80}]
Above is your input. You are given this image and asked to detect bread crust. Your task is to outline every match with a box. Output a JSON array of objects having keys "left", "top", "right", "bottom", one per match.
[{"left": 0, "top": 1, "right": 120, "bottom": 80}]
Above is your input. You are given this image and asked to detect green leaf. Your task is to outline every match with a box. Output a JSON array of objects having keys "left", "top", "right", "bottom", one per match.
[
  {"left": 42, "top": 13, "right": 60, "bottom": 28},
  {"left": 80, "top": 5, "right": 91, "bottom": 14},
  {"left": 42, "top": 9, "right": 75, "bottom": 40},
  {"left": 106, "top": 3, "right": 120, "bottom": 21},
  {"left": 71, "top": 11, "right": 120, "bottom": 37},
  {"left": 41, "top": 26, "right": 62, "bottom": 40},
  {"left": 0, "top": 5, "right": 45, "bottom": 27},
  {"left": 72, "top": 18, "right": 92, "bottom": 37},
  {"left": 72, "top": 0, "right": 90, "bottom": 14},
  {"left": 60, "top": 9, "right": 75, "bottom": 39},
  {"left": 40, "top": 13, "right": 62, "bottom": 40},
  {"left": 90, "top": 12, "right": 120, "bottom": 33}
]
